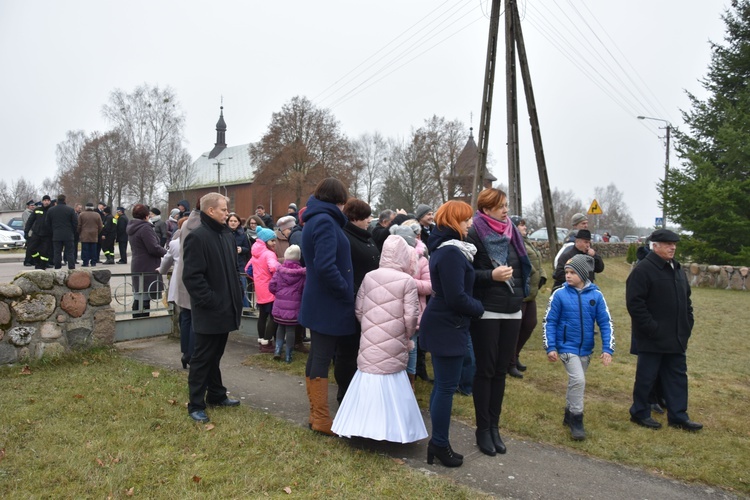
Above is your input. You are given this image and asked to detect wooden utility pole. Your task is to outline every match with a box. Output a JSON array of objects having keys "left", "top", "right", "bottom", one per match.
[
  {"left": 506, "top": 0, "right": 521, "bottom": 215},
  {"left": 472, "top": 0, "right": 558, "bottom": 251},
  {"left": 511, "top": 2, "right": 558, "bottom": 249},
  {"left": 472, "top": 0, "right": 501, "bottom": 209}
]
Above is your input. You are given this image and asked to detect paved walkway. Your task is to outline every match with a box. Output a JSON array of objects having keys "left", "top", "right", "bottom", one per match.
[{"left": 117, "top": 334, "right": 734, "bottom": 499}]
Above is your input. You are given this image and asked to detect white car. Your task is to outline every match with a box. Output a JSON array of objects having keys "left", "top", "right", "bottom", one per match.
[
  {"left": 528, "top": 227, "right": 569, "bottom": 242},
  {"left": 0, "top": 222, "right": 26, "bottom": 250}
]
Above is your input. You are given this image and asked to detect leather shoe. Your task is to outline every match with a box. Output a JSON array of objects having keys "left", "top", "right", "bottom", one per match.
[
  {"left": 630, "top": 415, "right": 662, "bottom": 429},
  {"left": 650, "top": 403, "right": 665, "bottom": 414},
  {"left": 516, "top": 359, "right": 527, "bottom": 372},
  {"left": 208, "top": 398, "right": 240, "bottom": 407},
  {"left": 668, "top": 420, "right": 703, "bottom": 431},
  {"left": 508, "top": 366, "right": 524, "bottom": 379},
  {"left": 189, "top": 410, "right": 210, "bottom": 423}
]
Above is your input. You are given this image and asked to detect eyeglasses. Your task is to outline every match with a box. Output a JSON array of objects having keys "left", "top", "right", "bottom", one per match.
[{"left": 249, "top": 221, "right": 257, "bottom": 225}]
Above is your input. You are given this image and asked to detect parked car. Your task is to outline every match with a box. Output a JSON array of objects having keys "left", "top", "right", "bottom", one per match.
[
  {"left": 0, "top": 222, "right": 25, "bottom": 250},
  {"left": 608, "top": 235, "right": 621, "bottom": 243},
  {"left": 528, "top": 227, "right": 569, "bottom": 242},
  {"left": 623, "top": 235, "right": 640, "bottom": 244},
  {"left": 7, "top": 217, "right": 26, "bottom": 236}
]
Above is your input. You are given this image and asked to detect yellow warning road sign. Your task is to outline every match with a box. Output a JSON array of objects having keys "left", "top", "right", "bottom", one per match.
[{"left": 587, "top": 199, "right": 603, "bottom": 215}]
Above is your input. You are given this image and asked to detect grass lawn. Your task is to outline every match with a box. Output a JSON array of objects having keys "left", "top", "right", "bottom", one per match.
[
  {"left": 246, "top": 257, "right": 750, "bottom": 496},
  {"left": 0, "top": 349, "right": 485, "bottom": 499}
]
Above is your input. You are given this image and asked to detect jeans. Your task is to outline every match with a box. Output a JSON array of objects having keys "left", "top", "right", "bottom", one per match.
[
  {"left": 406, "top": 332, "right": 418, "bottom": 375},
  {"left": 239, "top": 274, "right": 250, "bottom": 308},
  {"left": 560, "top": 353, "right": 590, "bottom": 414},
  {"left": 457, "top": 335, "right": 476, "bottom": 395},
  {"left": 429, "top": 354, "right": 464, "bottom": 447}
]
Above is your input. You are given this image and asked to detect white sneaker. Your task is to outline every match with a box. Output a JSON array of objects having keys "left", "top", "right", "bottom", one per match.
[{"left": 259, "top": 339, "right": 269, "bottom": 346}]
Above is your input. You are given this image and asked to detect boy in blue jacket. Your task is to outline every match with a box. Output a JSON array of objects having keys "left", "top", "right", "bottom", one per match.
[{"left": 543, "top": 254, "right": 614, "bottom": 441}]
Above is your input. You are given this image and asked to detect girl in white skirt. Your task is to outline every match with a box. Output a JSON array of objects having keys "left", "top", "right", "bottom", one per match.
[{"left": 332, "top": 235, "right": 428, "bottom": 443}]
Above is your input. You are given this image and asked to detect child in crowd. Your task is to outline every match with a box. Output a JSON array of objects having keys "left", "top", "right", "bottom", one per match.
[
  {"left": 390, "top": 221, "right": 431, "bottom": 391},
  {"left": 268, "top": 245, "right": 306, "bottom": 363},
  {"left": 542, "top": 254, "right": 614, "bottom": 441},
  {"left": 332, "top": 235, "right": 427, "bottom": 443},
  {"left": 247, "top": 227, "right": 279, "bottom": 353}
]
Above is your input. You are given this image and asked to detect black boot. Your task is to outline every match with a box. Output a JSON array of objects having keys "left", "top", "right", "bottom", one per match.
[
  {"left": 476, "top": 429, "right": 497, "bottom": 456},
  {"left": 427, "top": 441, "right": 463, "bottom": 467},
  {"left": 489, "top": 427, "right": 507, "bottom": 454},
  {"left": 508, "top": 366, "right": 524, "bottom": 379},
  {"left": 569, "top": 412, "right": 586, "bottom": 441},
  {"left": 563, "top": 407, "right": 571, "bottom": 427},
  {"left": 516, "top": 358, "right": 527, "bottom": 372},
  {"left": 415, "top": 342, "right": 433, "bottom": 382}
]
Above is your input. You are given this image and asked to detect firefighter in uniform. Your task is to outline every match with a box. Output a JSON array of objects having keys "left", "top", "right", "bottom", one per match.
[
  {"left": 24, "top": 195, "right": 53, "bottom": 269},
  {"left": 100, "top": 206, "right": 118, "bottom": 265}
]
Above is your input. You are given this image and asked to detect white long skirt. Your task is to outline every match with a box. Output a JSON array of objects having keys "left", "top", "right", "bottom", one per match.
[{"left": 332, "top": 369, "right": 428, "bottom": 443}]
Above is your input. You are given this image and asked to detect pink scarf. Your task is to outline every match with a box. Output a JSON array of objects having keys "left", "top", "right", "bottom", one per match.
[{"left": 477, "top": 212, "right": 514, "bottom": 243}]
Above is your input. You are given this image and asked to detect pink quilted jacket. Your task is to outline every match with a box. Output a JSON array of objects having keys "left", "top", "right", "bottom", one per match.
[
  {"left": 412, "top": 239, "right": 431, "bottom": 323},
  {"left": 355, "top": 235, "right": 419, "bottom": 375},
  {"left": 250, "top": 239, "right": 279, "bottom": 305}
]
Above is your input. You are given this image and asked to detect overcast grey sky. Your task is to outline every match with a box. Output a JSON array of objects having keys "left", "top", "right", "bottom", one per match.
[{"left": 0, "top": 1, "right": 728, "bottom": 227}]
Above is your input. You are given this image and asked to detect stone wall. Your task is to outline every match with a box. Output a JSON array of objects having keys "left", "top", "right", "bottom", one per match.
[
  {"left": 0, "top": 269, "right": 114, "bottom": 365},
  {"left": 531, "top": 241, "right": 631, "bottom": 261},
  {"left": 684, "top": 263, "right": 749, "bottom": 291}
]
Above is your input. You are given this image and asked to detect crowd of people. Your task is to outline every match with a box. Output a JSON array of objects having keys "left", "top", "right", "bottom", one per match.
[{"left": 23, "top": 180, "right": 702, "bottom": 466}]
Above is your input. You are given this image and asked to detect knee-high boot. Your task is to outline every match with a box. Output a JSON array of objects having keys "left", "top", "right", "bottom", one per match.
[{"left": 307, "top": 377, "right": 334, "bottom": 436}]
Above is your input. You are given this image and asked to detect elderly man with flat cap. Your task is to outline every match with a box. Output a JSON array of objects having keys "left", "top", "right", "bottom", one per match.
[{"left": 626, "top": 229, "right": 702, "bottom": 432}]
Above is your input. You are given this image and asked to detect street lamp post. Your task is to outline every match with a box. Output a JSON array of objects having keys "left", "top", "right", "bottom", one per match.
[
  {"left": 202, "top": 154, "right": 233, "bottom": 195},
  {"left": 637, "top": 115, "right": 671, "bottom": 228}
]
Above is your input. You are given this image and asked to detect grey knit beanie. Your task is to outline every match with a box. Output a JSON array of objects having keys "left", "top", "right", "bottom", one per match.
[
  {"left": 390, "top": 224, "right": 417, "bottom": 247},
  {"left": 415, "top": 204, "right": 433, "bottom": 222},
  {"left": 564, "top": 254, "right": 594, "bottom": 283}
]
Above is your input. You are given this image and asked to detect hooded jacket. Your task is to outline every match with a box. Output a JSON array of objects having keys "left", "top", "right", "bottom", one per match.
[
  {"left": 298, "top": 195, "right": 357, "bottom": 336},
  {"left": 418, "top": 226, "right": 484, "bottom": 357},
  {"left": 269, "top": 260, "right": 306, "bottom": 325},
  {"left": 182, "top": 211, "right": 242, "bottom": 334},
  {"left": 542, "top": 282, "right": 614, "bottom": 356},
  {"left": 355, "top": 235, "right": 419, "bottom": 374},
  {"left": 250, "top": 239, "right": 279, "bottom": 305}
]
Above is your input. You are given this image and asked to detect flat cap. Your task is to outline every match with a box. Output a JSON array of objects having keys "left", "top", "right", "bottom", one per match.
[{"left": 650, "top": 229, "right": 680, "bottom": 242}]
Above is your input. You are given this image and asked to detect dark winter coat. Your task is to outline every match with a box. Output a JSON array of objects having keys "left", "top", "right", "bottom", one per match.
[
  {"left": 298, "top": 195, "right": 357, "bottom": 336},
  {"left": 45, "top": 202, "right": 77, "bottom": 242},
  {"left": 269, "top": 260, "right": 306, "bottom": 325},
  {"left": 25, "top": 205, "right": 51, "bottom": 237},
  {"left": 552, "top": 245, "right": 605, "bottom": 287},
  {"left": 231, "top": 226, "right": 250, "bottom": 272},
  {"left": 101, "top": 214, "right": 117, "bottom": 241},
  {"left": 116, "top": 214, "right": 129, "bottom": 242},
  {"left": 152, "top": 216, "right": 168, "bottom": 247},
  {"left": 466, "top": 226, "right": 528, "bottom": 314},
  {"left": 126, "top": 218, "right": 167, "bottom": 296},
  {"left": 419, "top": 226, "right": 484, "bottom": 357},
  {"left": 343, "top": 221, "right": 380, "bottom": 294},
  {"left": 371, "top": 223, "right": 391, "bottom": 252},
  {"left": 182, "top": 211, "right": 243, "bottom": 335},
  {"left": 626, "top": 251, "right": 693, "bottom": 354}
]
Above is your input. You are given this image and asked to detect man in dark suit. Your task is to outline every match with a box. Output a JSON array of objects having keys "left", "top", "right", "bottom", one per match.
[
  {"left": 182, "top": 192, "right": 243, "bottom": 424},
  {"left": 45, "top": 194, "right": 78, "bottom": 270},
  {"left": 626, "top": 229, "right": 702, "bottom": 432}
]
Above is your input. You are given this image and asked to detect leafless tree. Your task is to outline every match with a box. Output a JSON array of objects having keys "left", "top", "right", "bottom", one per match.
[
  {"left": 350, "top": 132, "right": 387, "bottom": 205},
  {"left": 593, "top": 183, "right": 636, "bottom": 237},
  {"left": 58, "top": 131, "right": 130, "bottom": 207},
  {"left": 102, "top": 84, "right": 187, "bottom": 205},
  {"left": 379, "top": 134, "right": 441, "bottom": 212},
  {"left": 0, "top": 178, "right": 38, "bottom": 210},
  {"left": 250, "top": 96, "right": 354, "bottom": 205},
  {"left": 524, "top": 188, "right": 586, "bottom": 231},
  {"left": 417, "top": 115, "right": 466, "bottom": 203}
]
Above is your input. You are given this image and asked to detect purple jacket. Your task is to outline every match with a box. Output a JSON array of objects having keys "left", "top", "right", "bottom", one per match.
[{"left": 269, "top": 260, "right": 306, "bottom": 325}]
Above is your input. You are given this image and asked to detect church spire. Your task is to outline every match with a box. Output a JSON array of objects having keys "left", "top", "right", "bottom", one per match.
[{"left": 208, "top": 102, "right": 228, "bottom": 159}]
